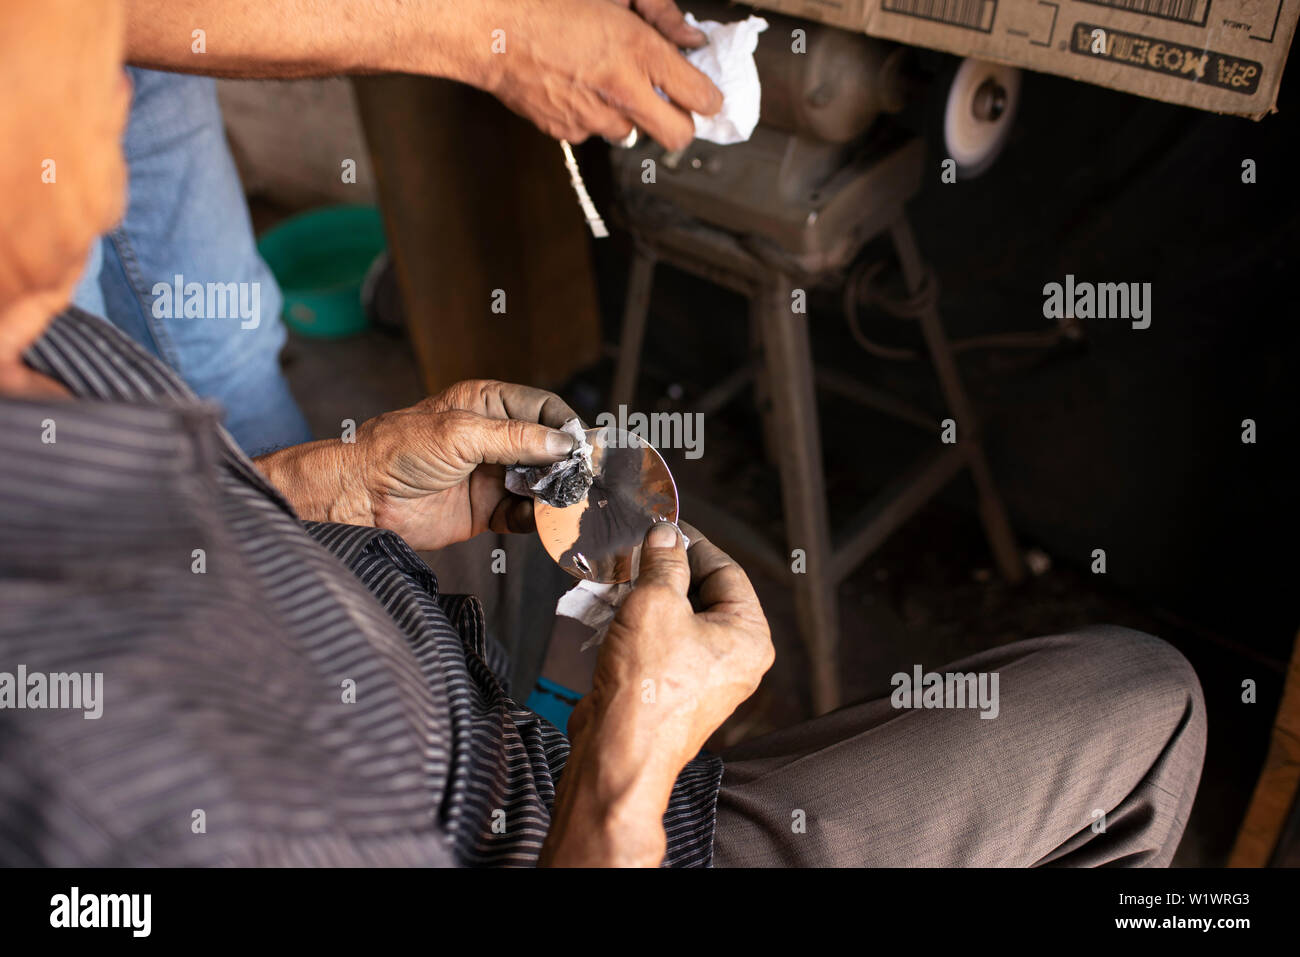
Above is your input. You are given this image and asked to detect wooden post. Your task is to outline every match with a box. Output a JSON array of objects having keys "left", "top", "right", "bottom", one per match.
[{"left": 352, "top": 75, "right": 601, "bottom": 394}]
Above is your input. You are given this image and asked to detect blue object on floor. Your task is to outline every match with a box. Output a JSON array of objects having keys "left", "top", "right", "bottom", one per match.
[{"left": 526, "top": 677, "right": 582, "bottom": 734}]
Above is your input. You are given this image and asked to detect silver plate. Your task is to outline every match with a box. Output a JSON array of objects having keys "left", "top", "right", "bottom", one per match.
[{"left": 534, "top": 426, "right": 678, "bottom": 584}]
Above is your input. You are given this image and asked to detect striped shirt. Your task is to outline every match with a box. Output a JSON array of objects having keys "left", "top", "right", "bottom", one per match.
[{"left": 0, "top": 308, "right": 721, "bottom": 866}]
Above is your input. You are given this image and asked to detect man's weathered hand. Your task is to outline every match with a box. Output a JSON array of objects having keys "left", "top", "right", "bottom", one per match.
[
  {"left": 256, "top": 379, "right": 581, "bottom": 550},
  {"left": 573, "top": 521, "right": 774, "bottom": 762},
  {"left": 119, "top": 0, "right": 720, "bottom": 150},
  {"left": 478, "top": 0, "right": 722, "bottom": 149},
  {"left": 542, "top": 522, "right": 773, "bottom": 866}
]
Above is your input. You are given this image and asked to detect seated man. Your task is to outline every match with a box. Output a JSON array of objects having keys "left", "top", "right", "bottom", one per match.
[{"left": 0, "top": 0, "right": 1206, "bottom": 867}]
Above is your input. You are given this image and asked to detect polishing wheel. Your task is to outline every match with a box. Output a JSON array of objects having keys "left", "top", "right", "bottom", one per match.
[{"left": 943, "top": 57, "right": 1021, "bottom": 179}]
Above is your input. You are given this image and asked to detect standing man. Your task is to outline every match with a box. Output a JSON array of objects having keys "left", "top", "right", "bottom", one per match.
[{"left": 75, "top": 0, "right": 723, "bottom": 453}]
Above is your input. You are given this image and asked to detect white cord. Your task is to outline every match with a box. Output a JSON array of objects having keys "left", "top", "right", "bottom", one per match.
[{"left": 559, "top": 140, "right": 609, "bottom": 239}]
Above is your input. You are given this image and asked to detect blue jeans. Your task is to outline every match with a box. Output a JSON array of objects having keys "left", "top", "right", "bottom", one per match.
[{"left": 72, "top": 68, "right": 312, "bottom": 455}]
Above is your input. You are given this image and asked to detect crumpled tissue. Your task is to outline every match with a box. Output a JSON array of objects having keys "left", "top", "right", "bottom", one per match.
[
  {"left": 557, "top": 526, "right": 690, "bottom": 651},
  {"left": 683, "top": 13, "right": 768, "bottom": 145},
  {"left": 504, "top": 418, "right": 593, "bottom": 507}
]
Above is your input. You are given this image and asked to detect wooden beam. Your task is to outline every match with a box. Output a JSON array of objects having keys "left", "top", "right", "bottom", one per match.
[
  {"left": 1230, "top": 628, "right": 1300, "bottom": 866},
  {"left": 352, "top": 75, "right": 601, "bottom": 394}
]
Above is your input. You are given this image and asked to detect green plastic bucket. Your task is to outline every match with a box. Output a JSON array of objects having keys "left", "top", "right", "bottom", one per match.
[{"left": 257, "top": 204, "right": 387, "bottom": 339}]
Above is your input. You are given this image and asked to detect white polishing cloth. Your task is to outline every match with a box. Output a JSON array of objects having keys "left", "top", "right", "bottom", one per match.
[
  {"left": 556, "top": 527, "right": 690, "bottom": 651},
  {"left": 683, "top": 13, "right": 768, "bottom": 145},
  {"left": 503, "top": 417, "right": 591, "bottom": 502}
]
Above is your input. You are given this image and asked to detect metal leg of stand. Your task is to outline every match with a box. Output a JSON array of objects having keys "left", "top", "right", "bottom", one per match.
[
  {"left": 754, "top": 271, "right": 842, "bottom": 714},
  {"left": 890, "top": 218, "right": 1026, "bottom": 585},
  {"left": 611, "top": 249, "right": 657, "bottom": 411}
]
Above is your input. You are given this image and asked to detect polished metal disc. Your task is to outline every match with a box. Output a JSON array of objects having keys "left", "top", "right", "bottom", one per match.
[{"left": 535, "top": 426, "right": 678, "bottom": 584}]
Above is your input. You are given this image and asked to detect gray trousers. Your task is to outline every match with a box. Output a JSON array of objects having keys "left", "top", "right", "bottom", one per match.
[{"left": 712, "top": 627, "right": 1206, "bottom": 867}]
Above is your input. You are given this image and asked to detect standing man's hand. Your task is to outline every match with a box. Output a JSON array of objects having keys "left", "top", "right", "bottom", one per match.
[
  {"left": 478, "top": 0, "right": 722, "bottom": 149},
  {"left": 122, "top": 0, "right": 722, "bottom": 150}
]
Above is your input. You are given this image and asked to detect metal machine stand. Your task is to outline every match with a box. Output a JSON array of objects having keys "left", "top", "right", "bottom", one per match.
[{"left": 612, "top": 135, "right": 1025, "bottom": 714}]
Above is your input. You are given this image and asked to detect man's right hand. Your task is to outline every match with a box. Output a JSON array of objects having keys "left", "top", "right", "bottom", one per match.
[
  {"left": 541, "top": 523, "right": 773, "bottom": 866},
  {"left": 475, "top": 0, "right": 723, "bottom": 150},
  {"left": 574, "top": 521, "right": 774, "bottom": 761},
  {"left": 121, "top": 0, "right": 722, "bottom": 150}
]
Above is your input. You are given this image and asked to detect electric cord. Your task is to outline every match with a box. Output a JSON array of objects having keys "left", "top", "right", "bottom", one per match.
[{"left": 843, "top": 258, "right": 1072, "bottom": 360}]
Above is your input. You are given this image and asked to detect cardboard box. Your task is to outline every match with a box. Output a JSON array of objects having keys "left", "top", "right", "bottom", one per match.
[{"left": 745, "top": 0, "right": 1295, "bottom": 118}]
